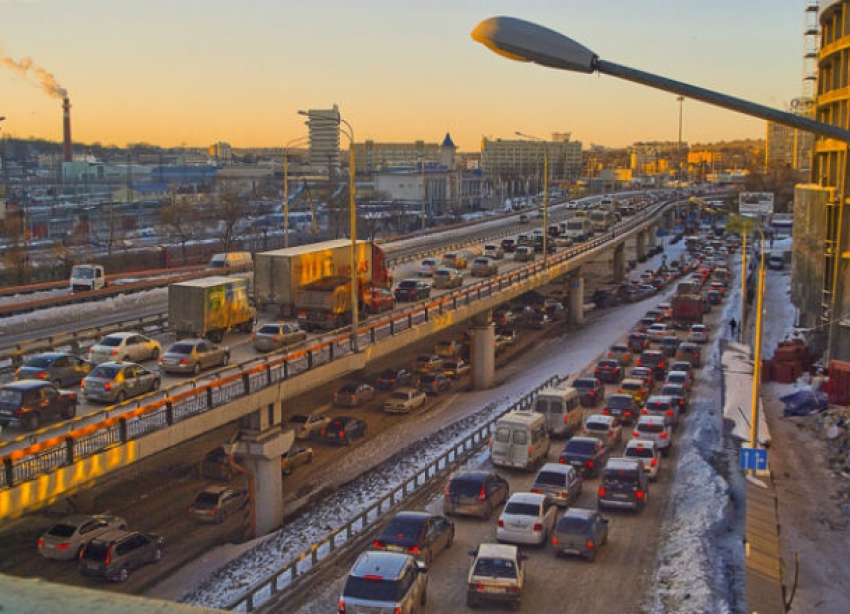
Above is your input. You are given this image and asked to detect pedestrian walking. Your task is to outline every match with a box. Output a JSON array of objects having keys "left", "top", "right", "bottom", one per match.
[{"left": 729, "top": 318, "right": 737, "bottom": 337}]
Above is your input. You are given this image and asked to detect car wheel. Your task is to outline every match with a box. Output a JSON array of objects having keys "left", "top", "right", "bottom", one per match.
[
  {"left": 482, "top": 503, "right": 492, "bottom": 520},
  {"left": 24, "top": 413, "right": 39, "bottom": 431},
  {"left": 306, "top": 451, "right": 314, "bottom": 464},
  {"left": 116, "top": 566, "right": 130, "bottom": 582},
  {"left": 217, "top": 510, "right": 226, "bottom": 524},
  {"left": 193, "top": 362, "right": 201, "bottom": 376},
  {"left": 116, "top": 390, "right": 127, "bottom": 403},
  {"left": 63, "top": 402, "right": 77, "bottom": 420},
  {"left": 585, "top": 548, "right": 597, "bottom": 563},
  {"left": 151, "top": 378, "right": 161, "bottom": 392},
  {"left": 152, "top": 547, "right": 162, "bottom": 562},
  {"left": 467, "top": 595, "right": 478, "bottom": 608},
  {"left": 447, "top": 528, "right": 454, "bottom": 548},
  {"left": 511, "top": 598, "right": 521, "bottom": 611},
  {"left": 151, "top": 348, "right": 160, "bottom": 361},
  {"left": 52, "top": 378, "right": 62, "bottom": 387},
  {"left": 222, "top": 353, "right": 230, "bottom": 366},
  {"left": 122, "top": 355, "right": 130, "bottom": 362}
]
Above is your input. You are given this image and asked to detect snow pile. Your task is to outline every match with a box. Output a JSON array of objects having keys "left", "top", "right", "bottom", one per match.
[
  {"left": 0, "top": 287, "right": 167, "bottom": 337},
  {"left": 0, "top": 287, "right": 68, "bottom": 308},
  {"left": 181, "top": 395, "right": 514, "bottom": 609}
]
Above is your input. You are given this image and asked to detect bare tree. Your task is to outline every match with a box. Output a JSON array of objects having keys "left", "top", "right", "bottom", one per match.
[
  {"left": 212, "top": 189, "right": 248, "bottom": 253},
  {"left": 160, "top": 189, "right": 200, "bottom": 264},
  {"left": 1, "top": 213, "right": 32, "bottom": 284}
]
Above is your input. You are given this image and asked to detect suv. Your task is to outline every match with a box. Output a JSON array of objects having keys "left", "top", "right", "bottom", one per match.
[
  {"left": 467, "top": 543, "right": 526, "bottom": 609},
  {"left": 551, "top": 507, "right": 609, "bottom": 562},
  {"left": 627, "top": 332, "right": 649, "bottom": 353},
  {"left": 572, "top": 377, "right": 604, "bottom": 407},
  {"left": 339, "top": 551, "right": 428, "bottom": 614},
  {"left": 252, "top": 322, "right": 306, "bottom": 352},
  {"left": 597, "top": 458, "right": 650, "bottom": 513},
  {"left": 530, "top": 462, "right": 583, "bottom": 507},
  {"left": 606, "top": 343, "right": 632, "bottom": 366},
  {"left": 603, "top": 393, "right": 641, "bottom": 424},
  {"left": 623, "top": 439, "right": 660, "bottom": 481},
  {"left": 675, "top": 342, "right": 703, "bottom": 368},
  {"left": 593, "top": 359, "right": 622, "bottom": 384},
  {"left": 188, "top": 486, "right": 245, "bottom": 523},
  {"left": 0, "top": 380, "right": 77, "bottom": 431},
  {"left": 688, "top": 324, "right": 709, "bottom": 344},
  {"left": 658, "top": 336, "right": 681, "bottom": 358},
  {"left": 78, "top": 529, "right": 164, "bottom": 582},
  {"left": 444, "top": 470, "right": 509, "bottom": 519},
  {"left": 642, "top": 395, "right": 680, "bottom": 428},
  {"left": 632, "top": 415, "right": 673, "bottom": 456},
  {"left": 637, "top": 350, "right": 667, "bottom": 381}
]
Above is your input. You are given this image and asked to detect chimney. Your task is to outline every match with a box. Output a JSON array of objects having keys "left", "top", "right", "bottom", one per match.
[{"left": 62, "top": 97, "right": 73, "bottom": 162}]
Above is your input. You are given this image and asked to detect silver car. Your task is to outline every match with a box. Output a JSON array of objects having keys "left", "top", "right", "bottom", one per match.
[
  {"left": 530, "top": 463, "right": 583, "bottom": 507},
  {"left": 15, "top": 352, "right": 94, "bottom": 387},
  {"left": 159, "top": 339, "right": 229, "bottom": 375},
  {"left": 471, "top": 257, "right": 498, "bottom": 277},
  {"left": 252, "top": 322, "right": 307, "bottom": 352},
  {"left": 339, "top": 551, "right": 428, "bottom": 614},
  {"left": 38, "top": 514, "right": 127, "bottom": 561},
  {"left": 82, "top": 362, "right": 160, "bottom": 404},
  {"left": 88, "top": 332, "right": 162, "bottom": 365}
]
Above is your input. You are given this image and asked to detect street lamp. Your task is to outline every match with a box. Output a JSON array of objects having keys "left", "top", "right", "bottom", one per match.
[
  {"left": 471, "top": 16, "right": 850, "bottom": 142},
  {"left": 298, "top": 110, "right": 360, "bottom": 351},
  {"left": 283, "top": 135, "right": 310, "bottom": 248},
  {"left": 515, "top": 131, "right": 549, "bottom": 266}
]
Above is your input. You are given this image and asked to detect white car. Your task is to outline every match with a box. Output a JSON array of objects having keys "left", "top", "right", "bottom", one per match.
[
  {"left": 496, "top": 492, "right": 558, "bottom": 545},
  {"left": 688, "top": 324, "right": 709, "bottom": 344},
  {"left": 383, "top": 387, "right": 427, "bottom": 413},
  {"left": 467, "top": 543, "right": 526, "bottom": 609},
  {"left": 483, "top": 244, "right": 504, "bottom": 259},
  {"left": 87, "top": 332, "right": 162, "bottom": 365},
  {"left": 581, "top": 414, "right": 622, "bottom": 447},
  {"left": 665, "top": 370, "right": 693, "bottom": 393},
  {"left": 418, "top": 258, "right": 438, "bottom": 277},
  {"left": 623, "top": 439, "right": 661, "bottom": 480},
  {"left": 646, "top": 323, "right": 671, "bottom": 342},
  {"left": 632, "top": 415, "right": 673, "bottom": 456}
]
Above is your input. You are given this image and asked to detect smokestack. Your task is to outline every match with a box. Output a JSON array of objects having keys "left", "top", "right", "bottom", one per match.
[{"left": 62, "top": 97, "right": 72, "bottom": 163}]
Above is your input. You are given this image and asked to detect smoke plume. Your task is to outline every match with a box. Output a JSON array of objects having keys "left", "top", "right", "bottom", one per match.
[{"left": 0, "top": 45, "right": 67, "bottom": 99}]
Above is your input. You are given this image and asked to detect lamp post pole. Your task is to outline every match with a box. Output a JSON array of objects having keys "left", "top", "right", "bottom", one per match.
[
  {"left": 749, "top": 229, "right": 766, "bottom": 449},
  {"left": 283, "top": 136, "right": 309, "bottom": 249},
  {"left": 516, "top": 131, "right": 549, "bottom": 267},
  {"left": 677, "top": 95, "right": 684, "bottom": 196},
  {"left": 740, "top": 229, "right": 747, "bottom": 342}
]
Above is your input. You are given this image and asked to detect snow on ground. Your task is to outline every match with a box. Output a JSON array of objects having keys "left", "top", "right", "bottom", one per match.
[
  {"left": 0, "top": 287, "right": 69, "bottom": 308},
  {"left": 644, "top": 260, "right": 747, "bottom": 614},
  {"left": 152, "top": 245, "right": 690, "bottom": 609}
]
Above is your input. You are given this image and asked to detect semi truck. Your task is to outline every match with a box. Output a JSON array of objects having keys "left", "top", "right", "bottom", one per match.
[
  {"left": 169, "top": 276, "right": 256, "bottom": 342},
  {"left": 672, "top": 281, "right": 703, "bottom": 328},
  {"left": 254, "top": 239, "right": 391, "bottom": 318}
]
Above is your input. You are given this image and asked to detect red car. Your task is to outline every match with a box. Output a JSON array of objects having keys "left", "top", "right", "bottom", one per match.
[{"left": 364, "top": 288, "right": 395, "bottom": 314}]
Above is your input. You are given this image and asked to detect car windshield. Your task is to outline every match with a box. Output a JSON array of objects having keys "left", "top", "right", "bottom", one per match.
[
  {"left": 565, "top": 440, "right": 596, "bottom": 455},
  {"left": 90, "top": 365, "right": 121, "bottom": 379},
  {"left": 98, "top": 337, "right": 123, "bottom": 347},
  {"left": 504, "top": 502, "right": 539, "bottom": 516},
  {"left": 289, "top": 415, "right": 308, "bottom": 424},
  {"left": 24, "top": 356, "right": 54, "bottom": 368},
  {"left": 534, "top": 471, "right": 566, "bottom": 486},
  {"left": 258, "top": 325, "right": 281, "bottom": 335},
  {"left": 168, "top": 344, "right": 194, "bottom": 355},
  {"left": 638, "top": 422, "right": 664, "bottom": 433},
  {"left": 420, "top": 374, "right": 436, "bottom": 383},
  {"left": 473, "top": 557, "right": 517, "bottom": 579},
  {"left": 585, "top": 421, "right": 608, "bottom": 432},
  {"left": 621, "top": 382, "right": 640, "bottom": 391},
  {"left": 0, "top": 389, "right": 24, "bottom": 406},
  {"left": 390, "top": 391, "right": 411, "bottom": 400},
  {"left": 338, "top": 384, "right": 357, "bottom": 394},
  {"left": 344, "top": 576, "right": 403, "bottom": 601},
  {"left": 399, "top": 281, "right": 416, "bottom": 288},
  {"left": 448, "top": 478, "right": 484, "bottom": 497},
  {"left": 194, "top": 492, "right": 221, "bottom": 506},
  {"left": 47, "top": 523, "right": 77, "bottom": 537},
  {"left": 573, "top": 379, "right": 594, "bottom": 390},
  {"left": 626, "top": 447, "right": 654, "bottom": 459},
  {"left": 557, "top": 517, "right": 592, "bottom": 534},
  {"left": 80, "top": 542, "right": 110, "bottom": 562},
  {"left": 668, "top": 373, "right": 686, "bottom": 384},
  {"left": 607, "top": 396, "right": 633, "bottom": 409},
  {"left": 380, "top": 517, "right": 422, "bottom": 542}
]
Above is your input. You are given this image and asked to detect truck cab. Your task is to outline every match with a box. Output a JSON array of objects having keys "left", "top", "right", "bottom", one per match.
[{"left": 70, "top": 264, "right": 107, "bottom": 293}]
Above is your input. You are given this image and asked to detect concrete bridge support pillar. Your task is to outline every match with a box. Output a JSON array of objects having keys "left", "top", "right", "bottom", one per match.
[
  {"left": 232, "top": 401, "right": 293, "bottom": 537},
  {"left": 470, "top": 312, "right": 495, "bottom": 390},
  {"left": 612, "top": 243, "right": 626, "bottom": 283},
  {"left": 647, "top": 225, "right": 657, "bottom": 248},
  {"left": 568, "top": 272, "right": 585, "bottom": 326},
  {"left": 636, "top": 231, "right": 646, "bottom": 262}
]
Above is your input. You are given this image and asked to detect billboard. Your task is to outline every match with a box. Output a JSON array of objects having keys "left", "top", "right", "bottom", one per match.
[{"left": 739, "top": 192, "right": 774, "bottom": 217}]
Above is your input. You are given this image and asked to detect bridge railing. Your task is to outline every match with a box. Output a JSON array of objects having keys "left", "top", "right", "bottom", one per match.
[{"left": 0, "top": 200, "right": 673, "bottom": 492}]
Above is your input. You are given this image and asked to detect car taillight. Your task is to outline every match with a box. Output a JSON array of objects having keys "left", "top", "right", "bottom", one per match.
[
  {"left": 617, "top": 389, "right": 623, "bottom": 394},
  {"left": 607, "top": 352, "right": 613, "bottom": 358},
  {"left": 104, "top": 382, "right": 112, "bottom": 391},
  {"left": 37, "top": 371, "right": 46, "bottom": 379},
  {"left": 633, "top": 431, "right": 640, "bottom": 437},
  {"left": 373, "top": 540, "right": 384, "bottom": 548},
  {"left": 651, "top": 458, "right": 658, "bottom": 466},
  {"left": 251, "top": 334, "right": 256, "bottom": 340},
  {"left": 272, "top": 336, "right": 280, "bottom": 342},
  {"left": 56, "top": 542, "right": 70, "bottom": 550},
  {"left": 338, "top": 598, "right": 346, "bottom": 614},
  {"left": 498, "top": 519, "right": 504, "bottom": 527},
  {"left": 598, "top": 486, "right": 606, "bottom": 496},
  {"left": 660, "top": 432, "right": 668, "bottom": 439},
  {"left": 179, "top": 359, "right": 188, "bottom": 365},
  {"left": 636, "top": 490, "right": 645, "bottom": 499},
  {"left": 531, "top": 488, "right": 541, "bottom": 494},
  {"left": 558, "top": 457, "right": 566, "bottom": 464},
  {"left": 104, "top": 546, "right": 113, "bottom": 565},
  {"left": 111, "top": 349, "right": 118, "bottom": 356},
  {"left": 586, "top": 540, "right": 595, "bottom": 549},
  {"left": 586, "top": 460, "right": 594, "bottom": 468},
  {"left": 608, "top": 430, "right": 614, "bottom": 437},
  {"left": 588, "top": 391, "right": 595, "bottom": 397},
  {"left": 642, "top": 409, "right": 648, "bottom": 414},
  {"left": 552, "top": 537, "right": 559, "bottom": 545},
  {"left": 339, "top": 430, "right": 345, "bottom": 438},
  {"left": 624, "top": 412, "right": 631, "bottom": 418},
  {"left": 406, "top": 546, "right": 420, "bottom": 554},
  {"left": 659, "top": 362, "right": 665, "bottom": 368},
  {"left": 533, "top": 524, "right": 543, "bottom": 532},
  {"left": 37, "top": 538, "right": 44, "bottom": 547},
  {"left": 679, "top": 399, "right": 685, "bottom": 405},
  {"left": 637, "top": 360, "right": 643, "bottom": 365},
  {"left": 666, "top": 410, "right": 674, "bottom": 417},
  {"left": 602, "top": 409, "right": 609, "bottom": 415},
  {"left": 477, "top": 487, "right": 486, "bottom": 502}
]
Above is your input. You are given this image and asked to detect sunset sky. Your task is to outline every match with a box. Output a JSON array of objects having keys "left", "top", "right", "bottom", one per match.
[{"left": 0, "top": 0, "right": 806, "bottom": 151}]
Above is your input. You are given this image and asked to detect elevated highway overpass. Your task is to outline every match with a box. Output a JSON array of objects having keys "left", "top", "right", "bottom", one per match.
[{"left": 0, "top": 196, "right": 678, "bottom": 525}]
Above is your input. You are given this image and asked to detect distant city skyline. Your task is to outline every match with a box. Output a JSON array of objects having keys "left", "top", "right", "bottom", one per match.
[{"left": 1, "top": 1, "right": 804, "bottom": 151}]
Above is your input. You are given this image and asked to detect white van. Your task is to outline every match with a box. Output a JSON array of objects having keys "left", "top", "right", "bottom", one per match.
[
  {"left": 563, "top": 219, "right": 593, "bottom": 242},
  {"left": 490, "top": 411, "right": 550, "bottom": 470},
  {"left": 70, "top": 264, "right": 106, "bottom": 293},
  {"left": 208, "top": 251, "right": 253, "bottom": 270},
  {"left": 533, "top": 384, "right": 582, "bottom": 436}
]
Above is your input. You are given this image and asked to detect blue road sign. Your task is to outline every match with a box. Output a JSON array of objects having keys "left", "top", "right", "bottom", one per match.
[{"left": 740, "top": 447, "right": 768, "bottom": 472}]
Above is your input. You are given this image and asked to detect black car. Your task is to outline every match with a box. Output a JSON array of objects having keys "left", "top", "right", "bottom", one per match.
[
  {"left": 372, "top": 511, "right": 455, "bottom": 564},
  {"left": 603, "top": 393, "right": 641, "bottom": 424},
  {"left": 627, "top": 332, "right": 649, "bottom": 353},
  {"left": 0, "top": 380, "right": 78, "bottom": 431},
  {"left": 443, "top": 470, "right": 509, "bottom": 519},
  {"left": 323, "top": 416, "right": 368, "bottom": 446},
  {"left": 501, "top": 238, "right": 517, "bottom": 253},
  {"left": 375, "top": 368, "right": 413, "bottom": 391},
  {"left": 572, "top": 377, "right": 605, "bottom": 408},
  {"left": 593, "top": 359, "right": 622, "bottom": 384},
  {"left": 559, "top": 436, "right": 610, "bottom": 478},
  {"left": 658, "top": 336, "right": 681, "bottom": 358},
  {"left": 598, "top": 458, "right": 649, "bottom": 513},
  {"left": 637, "top": 350, "right": 668, "bottom": 381},
  {"left": 394, "top": 279, "right": 431, "bottom": 302}
]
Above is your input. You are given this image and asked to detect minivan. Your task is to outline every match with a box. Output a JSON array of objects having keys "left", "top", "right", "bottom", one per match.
[
  {"left": 490, "top": 411, "right": 550, "bottom": 471},
  {"left": 339, "top": 550, "right": 428, "bottom": 614},
  {"left": 533, "top": 383, "right": 582, "bottom": 436},
  {"left": 597, "top": 458, "right": 650, "bottom": 512},
  {"left": 208, "top": 251, "right": 252, "bottom": 270}
]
